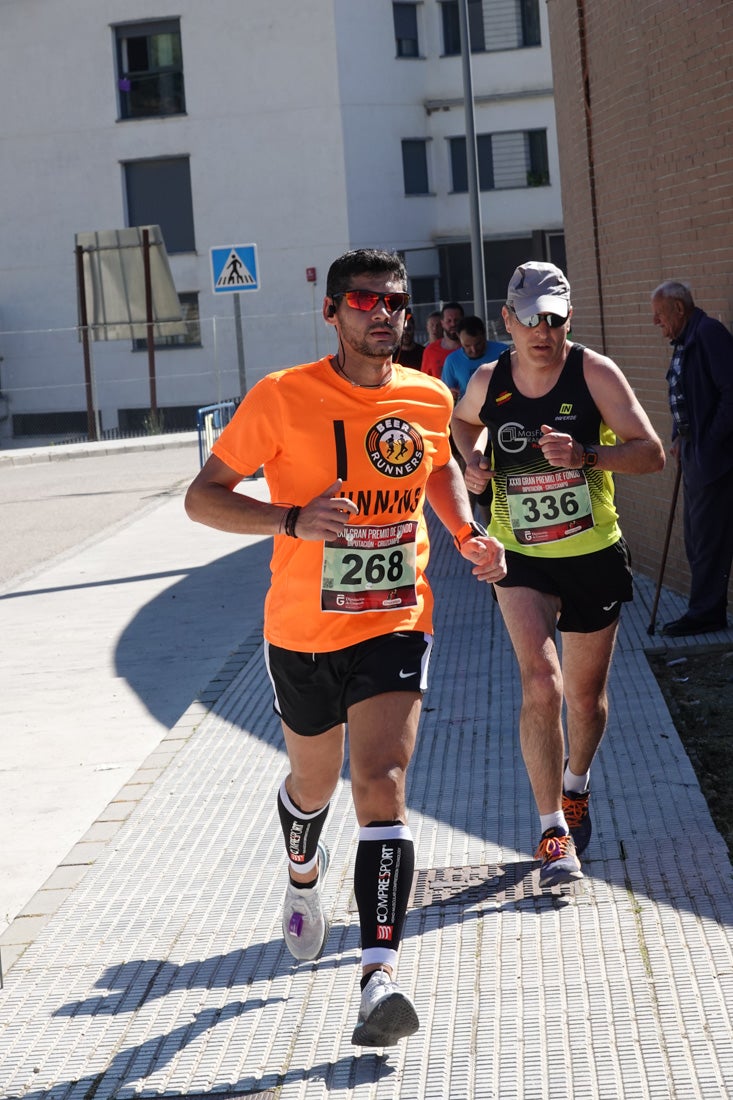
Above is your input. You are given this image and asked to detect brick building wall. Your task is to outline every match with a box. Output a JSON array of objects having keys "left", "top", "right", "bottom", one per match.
[{"left": 546, "top": 0, "right": 733, "bottom": 602}]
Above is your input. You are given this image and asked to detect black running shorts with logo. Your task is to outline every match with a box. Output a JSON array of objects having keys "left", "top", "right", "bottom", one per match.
[
  {"left": 264, "top": 631, "right": 433, "bottom": 736},
  {"left": 494, "top": 538, "right": 633, "bottom": 633}
]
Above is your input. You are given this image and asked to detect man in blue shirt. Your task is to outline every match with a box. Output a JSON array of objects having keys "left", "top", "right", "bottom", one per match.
[
  {"left": 442, "top": 316, "right": 507, "bottom": 525},
  {"left": 441, "top": 316, "right": 507, "bottom": 402}
]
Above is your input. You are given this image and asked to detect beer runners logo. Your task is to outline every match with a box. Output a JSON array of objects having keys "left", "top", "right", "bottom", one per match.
[{"left": 366, "top": 418, "right": 424, "bottom": 478}]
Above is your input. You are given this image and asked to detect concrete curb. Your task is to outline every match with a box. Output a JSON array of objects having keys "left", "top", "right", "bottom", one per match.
[{"left": 0, "top": 431, "right": 200, "bottom": 467}]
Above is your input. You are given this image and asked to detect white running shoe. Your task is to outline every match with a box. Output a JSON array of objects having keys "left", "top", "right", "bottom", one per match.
[
  {"left": 351, "top": 970, "right": 420, "bottom": 1047},
  {"left": 281, "top": 840, "right": 330, "bottom": 961}
]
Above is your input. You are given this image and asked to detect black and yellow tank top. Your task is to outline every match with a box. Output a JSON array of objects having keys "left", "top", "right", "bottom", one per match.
[{"left": 479, "top": 343, "right": 621, "bottom": 557}]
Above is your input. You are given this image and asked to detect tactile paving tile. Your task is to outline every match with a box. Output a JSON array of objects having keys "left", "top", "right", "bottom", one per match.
[
  {"left": 151, "top": 1093, "right": 277, "bottom": 1099},
  {"left": 0, "top": 523, "right": 732, "bottom": 1099}
]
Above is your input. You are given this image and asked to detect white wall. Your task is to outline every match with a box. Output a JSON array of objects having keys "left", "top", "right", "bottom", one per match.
[
  {"left": 0, "top": 0, "right": 348, "bottom": 437},
  {"left": 336, "top": 1, "right": 562, "bottom": 250},
  {"left": 0, "top": 0, "right": 564, "bottom": 441}
]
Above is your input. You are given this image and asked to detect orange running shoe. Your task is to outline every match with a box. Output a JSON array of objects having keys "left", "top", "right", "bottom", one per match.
[{"left": 534, "top": 827, "right": 583, "bottom": 887}]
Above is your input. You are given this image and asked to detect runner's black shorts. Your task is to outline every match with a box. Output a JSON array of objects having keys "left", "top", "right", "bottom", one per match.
[
  {"left": 493, "top": 538, "right": 633, "bottom": 634},
  {"left": 264, "top": 630, "right": 433, "bottom": 736}
]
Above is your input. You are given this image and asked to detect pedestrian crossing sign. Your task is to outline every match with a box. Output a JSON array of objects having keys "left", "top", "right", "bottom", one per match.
[{"left": 210, "top": 244, "right": 260, "bottom": 294}]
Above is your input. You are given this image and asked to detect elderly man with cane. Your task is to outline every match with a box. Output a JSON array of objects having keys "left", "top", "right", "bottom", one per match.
[{"left": 651, "top": 280, "right": 733, "bottom": 636}]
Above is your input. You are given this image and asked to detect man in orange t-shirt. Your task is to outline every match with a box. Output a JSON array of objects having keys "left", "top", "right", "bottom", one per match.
[
  {"left": 420, "top": 301, "right": 464, "bottom": 378},
  {"left": 186, "top": 248, "right": 505, "bottom": 1048}
]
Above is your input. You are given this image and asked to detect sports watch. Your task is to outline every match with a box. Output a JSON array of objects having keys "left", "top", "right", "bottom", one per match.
[
  {"left": 582, "top": 447, "right": 599, "bottom": 469},
  {"left": 453, "top": 520, "right": 488, "bottom": 551}
]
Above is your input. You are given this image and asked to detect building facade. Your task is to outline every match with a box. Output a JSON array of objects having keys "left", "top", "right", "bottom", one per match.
[
  {"left": 546, "top": 0, "right": 733, "bottom": 598},
  {"left": 0, "top": 0, "right": 563, "bottom": 443}
]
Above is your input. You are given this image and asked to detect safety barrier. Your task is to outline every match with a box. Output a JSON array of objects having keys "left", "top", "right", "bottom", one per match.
[{"left": 196, "top": 400, "right": 236, "bottom": 467}]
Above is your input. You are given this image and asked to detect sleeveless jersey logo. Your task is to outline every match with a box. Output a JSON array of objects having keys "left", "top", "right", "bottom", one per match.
[
  {"left": 495, "top": 390, "right": 513, "bottom": 406},
  {"left": 497, "top": 421, "right": 541, "bottom": 454},
  {"left": 556, "top": 400, "right": 577, "bottom": 423},
  {"left": 366, "top": 418, "right": 424, "bottom": 478}
]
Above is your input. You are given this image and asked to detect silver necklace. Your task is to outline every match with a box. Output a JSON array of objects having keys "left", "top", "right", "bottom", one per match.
[{"left": 335, "top": 360, "right": 392, "bottom": 389}]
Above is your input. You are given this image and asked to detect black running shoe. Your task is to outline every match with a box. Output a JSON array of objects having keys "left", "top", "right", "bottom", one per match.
[{"left": 562, "top": 787, "right": 592, "bottom": 854}]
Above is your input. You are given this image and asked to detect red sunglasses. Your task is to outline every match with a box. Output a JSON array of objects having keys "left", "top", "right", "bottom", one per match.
[{"left": 332, "top": 289, "right": 410, "bottom": 313}]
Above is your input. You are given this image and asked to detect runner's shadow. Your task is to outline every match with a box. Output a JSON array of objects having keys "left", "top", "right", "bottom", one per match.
[
  {"left": 42, "top": 940, "right": 395, "bottom": 1100},
  {"left": 53, "top": 933, "right": 359, "bottom": 1020},
  {"left": 9, "top": 996, "right": 395, "bottom": 1100},
  {"left": 54, "top": 952, "right": 287, "bottom": 1018}
]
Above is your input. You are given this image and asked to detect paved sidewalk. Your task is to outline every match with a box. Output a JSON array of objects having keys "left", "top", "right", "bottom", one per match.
[
  {"left": 0, "top": 438, "right": 271, "bottom": 931},
  {"left": 1, "top": 488, "right": 732, "bottom": 1097}
]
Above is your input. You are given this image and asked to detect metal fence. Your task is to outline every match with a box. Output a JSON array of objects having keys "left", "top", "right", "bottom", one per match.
[
  {"left": 196, "top": 400, "right": 237, "bottom": 467},
  {"left": 0, "top": 310, "right": 307, "bottom": 448}
]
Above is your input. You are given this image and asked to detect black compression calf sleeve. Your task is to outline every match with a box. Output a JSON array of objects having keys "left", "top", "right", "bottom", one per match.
[
  {"left": 277, "top": 780, "right": 329, "bottom": 874},
  {"left": 354, "top": 821, "right": 414, "bottom": 971}
]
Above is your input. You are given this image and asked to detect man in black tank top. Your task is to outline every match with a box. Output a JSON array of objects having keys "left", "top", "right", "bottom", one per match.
[{"left": 452, "top": 261, "right": 665, "bottom": 887}]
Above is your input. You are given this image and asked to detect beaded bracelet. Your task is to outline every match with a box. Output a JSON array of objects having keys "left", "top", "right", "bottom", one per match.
[{"left": 283, "top": 505, "right": 301, "bottom": 538}]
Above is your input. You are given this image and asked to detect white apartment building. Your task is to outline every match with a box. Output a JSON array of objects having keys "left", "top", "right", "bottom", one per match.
[{"left": 0, "top": 0, "right": 563, "bottom": 443}]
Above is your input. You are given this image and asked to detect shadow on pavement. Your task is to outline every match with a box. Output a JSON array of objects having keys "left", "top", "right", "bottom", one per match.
[{"left": 114, "top": 539, "right": 272, "bottom": 729}]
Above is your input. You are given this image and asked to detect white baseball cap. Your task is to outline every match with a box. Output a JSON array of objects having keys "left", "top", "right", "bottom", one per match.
[{"left": 506, "top": 261, "right": 571, "bottom": 324}]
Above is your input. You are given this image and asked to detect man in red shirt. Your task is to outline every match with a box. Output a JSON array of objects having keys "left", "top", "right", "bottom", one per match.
[{"left": 421, "top": 301, "right": 464, "bottom": 378}]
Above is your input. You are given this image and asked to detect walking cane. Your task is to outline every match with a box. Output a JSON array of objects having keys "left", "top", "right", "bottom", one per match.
[{"left": 647, "top": 461, "right": 682, "bottom": 635}]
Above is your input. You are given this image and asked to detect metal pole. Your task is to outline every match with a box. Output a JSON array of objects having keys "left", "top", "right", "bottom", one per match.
[
  {"left": 75, "top": 244, "right": 98, "bottom": 442},
  {"left": 142, "top": 228, "right": 158, "bottom": 418},
  {"left": 458, "top": 0, "right": 487, "bottom": 321},
  {"left": 233, "top": 292, "right": 247, "bottom": 396},
  {"left": 647, "top": 462, "right": 683, "bottom": 635},
  {"left": 312, "top": 283, "right": 320, "bottom": 361},
  {"left": 212, "top": 315, "right": 221, "bottom": 404}
]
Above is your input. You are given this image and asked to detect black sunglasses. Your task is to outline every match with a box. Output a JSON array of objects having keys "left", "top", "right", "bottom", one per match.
[
  {"left": 332, "top": 289, "right": 410, "bottom": 313},
  {"left": 509, "top": 305, "right": 568, "bottom": 329}
]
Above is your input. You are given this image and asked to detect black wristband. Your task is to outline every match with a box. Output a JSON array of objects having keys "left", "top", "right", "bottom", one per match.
[{"left": 284, "top": 505, "right": 301, "bottom": 538}]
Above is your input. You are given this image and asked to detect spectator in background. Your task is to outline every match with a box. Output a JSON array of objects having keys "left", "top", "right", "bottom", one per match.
[
  {"left": 422, "top": 302, "right": 464, "bottom": 379},
  {"left": 442, "top": 315, "right": 504, "bottom": 526},
  {"left": 425, "top": 311, "right": 443, "bottom": 345},
  {"left": 651, "top": 280, "right": 733, "bottom": 636},
  {"left": 394, "top": 310, "right": 425, "bottom": 370},
  {"left": 441, "top": 316, "right": 507, "bottom": 403}
]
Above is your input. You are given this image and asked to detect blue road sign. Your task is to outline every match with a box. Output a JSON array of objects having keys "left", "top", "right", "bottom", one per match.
[{"left": 210, "top": 244, "right": 259, "bottom": 294}]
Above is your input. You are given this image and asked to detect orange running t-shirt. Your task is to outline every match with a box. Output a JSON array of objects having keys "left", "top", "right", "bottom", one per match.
[{"left": 212, "top": 357, "right": 453, "bottom": 652}]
